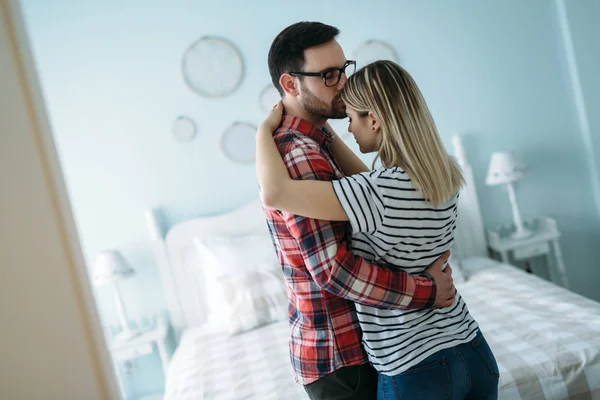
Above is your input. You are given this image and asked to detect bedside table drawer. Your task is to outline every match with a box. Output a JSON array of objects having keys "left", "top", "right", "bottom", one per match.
[
  {"left": 513, "top": 242, "right": 550, "bottom": 260},
  {"left": 112, "top": 343, "right": 153, "bottom": 361}
]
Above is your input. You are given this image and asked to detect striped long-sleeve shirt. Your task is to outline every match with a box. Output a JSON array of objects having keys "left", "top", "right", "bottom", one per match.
[
  {"left": 332, "top": 168, "right": 479, "bottom": 376},
  {"left": 262, "top": 116, "right": 436, "bottom": 385}
]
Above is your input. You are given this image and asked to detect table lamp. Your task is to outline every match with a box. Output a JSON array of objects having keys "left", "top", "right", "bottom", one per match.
[
  {"left": 485, "top": 151, "right": 533, "bottom": 239},
  {"left": 93, "top": 250, "right": 140, "bottom": 341}
]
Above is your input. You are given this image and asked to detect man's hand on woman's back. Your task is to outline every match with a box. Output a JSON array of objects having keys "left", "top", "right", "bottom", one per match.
[{"left": 425, "top": 251, "right": 456, "bottom": 308}]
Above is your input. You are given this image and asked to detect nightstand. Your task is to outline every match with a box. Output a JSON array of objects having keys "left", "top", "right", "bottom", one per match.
[
  {"left": 487, "top": 216, "right": 569, "bottom": 288},
  {"left": 107, "top": 313, "right": 170, "bottom": 399}
]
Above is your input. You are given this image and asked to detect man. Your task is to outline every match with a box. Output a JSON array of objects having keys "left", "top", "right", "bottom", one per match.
[{"left": 263, "top": 21, "right": 455, "bottom": 400}]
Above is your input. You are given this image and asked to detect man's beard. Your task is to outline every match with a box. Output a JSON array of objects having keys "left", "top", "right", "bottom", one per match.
[{"left": 300, "top": 80, "right": 346, "bottom": 119}]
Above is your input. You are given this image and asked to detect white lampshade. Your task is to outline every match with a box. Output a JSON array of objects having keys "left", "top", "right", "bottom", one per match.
[
  {"left": 92, "top": 250, "right": 135, "bottom": 285},
  {"left": 485, "top": 151, "right": 527, "bottom": 186}
]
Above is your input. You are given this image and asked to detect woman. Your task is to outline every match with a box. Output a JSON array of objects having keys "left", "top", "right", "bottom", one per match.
[{"left": 256, "top": 60, "right": 499, "bottom": 399}]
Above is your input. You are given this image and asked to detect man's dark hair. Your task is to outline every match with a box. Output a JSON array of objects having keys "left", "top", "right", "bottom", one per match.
[{"left": 268, "top": 21, "right": 340, "bottom": 96}]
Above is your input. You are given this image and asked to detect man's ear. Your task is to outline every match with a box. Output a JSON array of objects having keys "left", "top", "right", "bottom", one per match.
[
  {"left": 368, "top": 111, "right": 381, "bottom": 133},
  {"left": 279, "top": 74, "right": 299, "bottom": 97}
]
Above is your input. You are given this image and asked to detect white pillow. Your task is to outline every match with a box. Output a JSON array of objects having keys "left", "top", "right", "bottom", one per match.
[
  {"left": 193, "top": 234, "right": 287, "bottom": 335},
  {"left": 207, "top": 267, "right": 288, "bottom": 335},
  {"left": 195, "top": 234, "right": 280, "bottom": 278}
]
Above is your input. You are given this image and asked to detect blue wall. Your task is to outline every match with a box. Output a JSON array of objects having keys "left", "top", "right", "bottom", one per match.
[
  {"left": 19, "top": 0, "right": 600, "bottom": 397},
  {"left": 559, "top": 0, "right": 600, "bottom": 216}
]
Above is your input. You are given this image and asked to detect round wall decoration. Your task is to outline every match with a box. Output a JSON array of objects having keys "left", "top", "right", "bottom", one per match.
[
  {"left": 171, "top": 115, "right": 197, "bottom": 142},
  {"left": 220, "top": 122, "right": 257, "bottom": 164},
  {"left": 353, "top": 39, "right": 399, "bottom": 70},
  {"left": 182, "top": 36, "right": 244, "bottom": 98},
  {"left": 259, "top": 84, "right": 281, "bottom": 113}
]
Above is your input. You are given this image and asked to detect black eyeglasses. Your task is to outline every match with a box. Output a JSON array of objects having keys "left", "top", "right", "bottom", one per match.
[{"left": 289, "top": 60, "right": 356, "bottom": 87}]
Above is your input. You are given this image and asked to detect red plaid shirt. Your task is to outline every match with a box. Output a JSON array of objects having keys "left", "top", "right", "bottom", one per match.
[{"left": 262, "top": 116, "right": 436, "bottom": 385}]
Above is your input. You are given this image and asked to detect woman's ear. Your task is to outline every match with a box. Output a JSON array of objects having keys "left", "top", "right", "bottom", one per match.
[
  {"left": 368, "top": 111, "right": 381, "bottom": 133},
  {"left": 279, "top": 74, "right": 299, "bottom": 97}
]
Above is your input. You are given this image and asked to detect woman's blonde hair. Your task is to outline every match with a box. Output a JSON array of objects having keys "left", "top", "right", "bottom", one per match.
[{"left": 340, "top": 60, "right": 464, "bottom": 206}]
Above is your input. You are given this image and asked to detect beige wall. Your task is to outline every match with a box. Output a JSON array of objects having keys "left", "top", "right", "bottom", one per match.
[{"left": 0, "top": 1, "right": 118, "bottom": 398}]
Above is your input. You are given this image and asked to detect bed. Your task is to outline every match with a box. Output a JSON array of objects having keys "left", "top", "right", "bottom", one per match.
[{"left": 148, "top": 136, "right": 600, "bottom": 400}]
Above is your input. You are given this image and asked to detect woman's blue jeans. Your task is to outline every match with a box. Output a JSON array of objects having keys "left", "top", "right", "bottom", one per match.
[{"left": 377, "top": 329, "right": 499, "bottom": 400}]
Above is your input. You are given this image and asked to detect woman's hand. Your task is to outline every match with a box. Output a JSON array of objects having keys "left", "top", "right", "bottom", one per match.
[{"left": 259, "top": 100, "right": 284, "bottom": 133}]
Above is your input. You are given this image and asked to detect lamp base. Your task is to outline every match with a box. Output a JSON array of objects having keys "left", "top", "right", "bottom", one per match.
[
  {"left": 115, "top": 329, "right": 141, "bottom": 342},
  {"left": 510, "top": 227, "right": 533, "bottom": 240}
]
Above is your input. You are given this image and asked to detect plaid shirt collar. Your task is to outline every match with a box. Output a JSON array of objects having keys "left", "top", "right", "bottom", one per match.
[{"left": 280, "top": 115, "right": 333, "bottom": 148}]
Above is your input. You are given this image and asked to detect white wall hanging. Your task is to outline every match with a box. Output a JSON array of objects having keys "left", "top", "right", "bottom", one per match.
[
  {"left": 353, "top": 39, "right": 399, "bottom": 70},
  {"left": 182, "top": 36, "right": 244, "bottom": 98},
  {"left": 171, "top": 115, "right": 197, "bottom": 143},
  {"left": 220, "top": 122, "right": 257, "bottom": 164},
  {"left": 259, "top": 84, "right": 281, "bottom": 113}
]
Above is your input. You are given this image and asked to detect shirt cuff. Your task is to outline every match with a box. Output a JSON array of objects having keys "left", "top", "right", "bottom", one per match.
[{"left": 411, "top": 273, "right": 436, "bottom": 310}]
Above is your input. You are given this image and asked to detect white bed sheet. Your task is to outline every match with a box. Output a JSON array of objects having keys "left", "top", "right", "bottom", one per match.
[
  {"left": 459, "top": 257, "right": 600, "bottom": 400},
  {"left": 163, "top": 320, "right": 308, "bottom": 400},
  {"left": 164, "top": 258, "right": 600, "bottom": 400}
]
